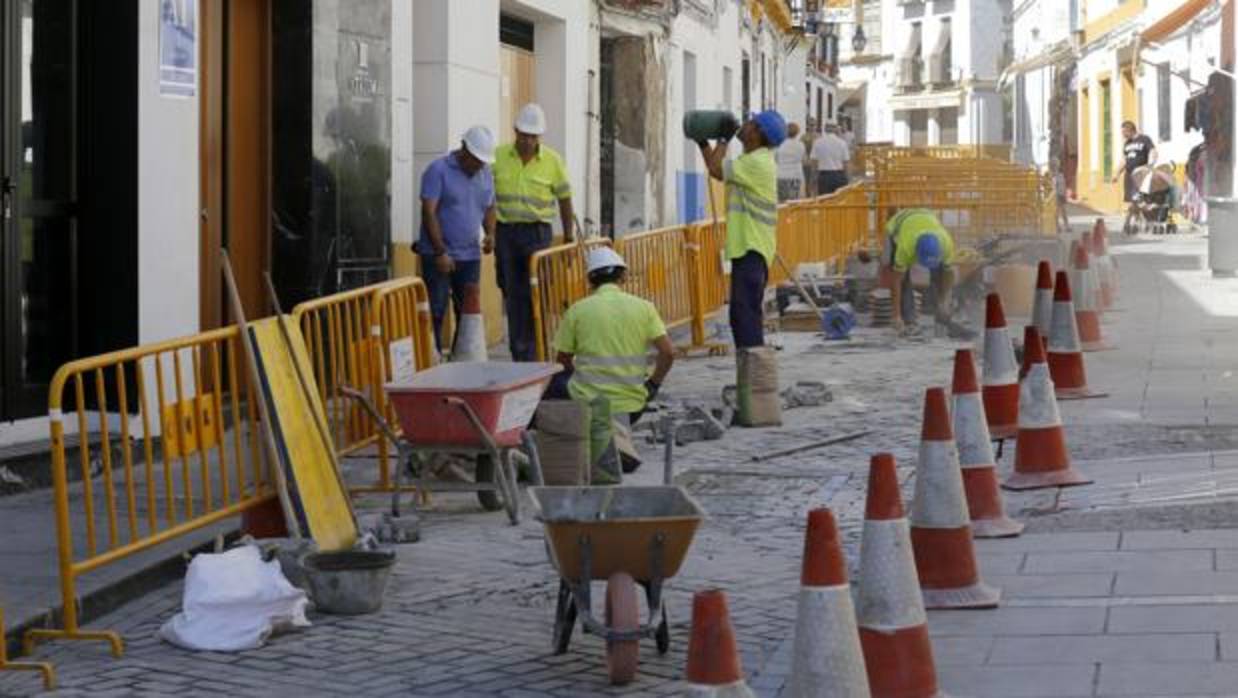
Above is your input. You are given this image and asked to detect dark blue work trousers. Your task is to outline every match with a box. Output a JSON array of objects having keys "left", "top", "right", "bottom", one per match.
[
  {"left": 419, "top": 256, "right": 481, "bottom": 353},
  {"left": 495, "top": 222, "right": 553, "bottom": 361},
  {"left": 729, "top": 251, "right": 769, "bottom": 348}
]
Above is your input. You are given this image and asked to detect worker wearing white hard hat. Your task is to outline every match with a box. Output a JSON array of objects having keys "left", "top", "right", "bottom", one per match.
[
  {"left": 413, "top": 125, "right": 498, "bottom": 353},
  {"left": 492, "top": 102, "right": 576, "bottom": 361},
  {"left": 549, "top": 246, "right": 674, "bottom": 482}
]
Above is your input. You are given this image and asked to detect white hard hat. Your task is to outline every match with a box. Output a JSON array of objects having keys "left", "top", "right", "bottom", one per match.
[
  {"left": 514, "top": 103, "right": 547, "bottom": 135},
  {"left": 461, "top": 125, "right": 496, "bottom": 163},
  {"left": 586, "top": 247, "right": 627, "bottom": 274}
]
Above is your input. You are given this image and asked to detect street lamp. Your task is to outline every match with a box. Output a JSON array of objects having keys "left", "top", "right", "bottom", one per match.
[{"left": 851, "top": 25, "right": 867, "bottom": 54}]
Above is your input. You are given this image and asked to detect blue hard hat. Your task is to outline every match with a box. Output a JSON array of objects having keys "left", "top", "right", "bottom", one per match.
[
  {"left": 751, "top": 110, "right": 787, "bottom": 147},
  {"left": 915, "top": 234, "right": 944, "bottom": 269}
]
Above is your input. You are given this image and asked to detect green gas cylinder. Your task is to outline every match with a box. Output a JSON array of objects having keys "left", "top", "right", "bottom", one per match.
[{"left": 683, "top": 110, "right": 740, "bottom": 142}]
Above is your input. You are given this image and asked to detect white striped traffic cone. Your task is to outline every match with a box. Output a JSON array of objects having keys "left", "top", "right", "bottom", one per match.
[
  {"left": 952, "top": 349, "right": 1024, "bottom": 538},
  {"left": 857, "top": 453, "right": 945, "bottom": 698},
  {"left": 1031, "top": 260, "right": 1054, "bottom": 340},
  {"left": 1070, "top": 242, "right": 1110, "bottom": 351},
  {"left": 451, "top": 283, "right": 487, "bottom": 362},
  {"left": 1004, "top": 327, "right": 1093, "bottom": 491},
  {"left": 787, "top": 508, "right": 872, "bottom": 698},
  {"left": 1047, "top": 271, "right": 1106, "bottom": 400},
  {"left": 981, "top": 293, "right": 1019, "bottom": 439},
  {"left": 910, "top": 387, "right": 1001, "bottom": 609},
  {"left": 684, "top": 589, "right": 756, "bottom": 697}
]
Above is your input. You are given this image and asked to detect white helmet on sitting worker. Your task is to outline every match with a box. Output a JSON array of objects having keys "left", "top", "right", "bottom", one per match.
[
  {"left": 514, "top": 103, "right": 547, "bottom": 135},
  {"left": 461, "top": 125, "right": 496, "bottom": 164},
  {"left": 586, "top": 247, "right": 627, "bottom": 274}
]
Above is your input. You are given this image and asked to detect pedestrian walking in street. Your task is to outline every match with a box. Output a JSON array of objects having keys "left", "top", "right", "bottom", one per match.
[
  {"left": 801, "top": 118, "right": 820, "bottom": 197},
  {"left": 550, "top": 247, "right": 674, "bottom": 480},
  {"left": 699, "top": 109, "right": 785, "bottom": 348},
  {"left": 1052, "top": 157, "right": 1071, "bottom": 233},
  {"left": 883, "top": 208, "right": 956, "bottom": 334},
  {"left": 1110, "top": 120, "right": 1157, "bottom": 236},
  {"left": 493, "top": 103, "right": 575, "bottom": 361},
  {"left": 811, "top": 123, "right": 850, "bottom": 195},
  {"left": 414, "top": 125, "right": 497, "bottom": 355},
  {"left": 776, "top": 122, "right": 807, "bottom": 202}
]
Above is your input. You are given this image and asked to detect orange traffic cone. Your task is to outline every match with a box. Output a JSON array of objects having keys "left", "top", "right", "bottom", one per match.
[
  {"left": 1031, "top": 260, "right": 1054, "bottom": 340},
  {"left": 1090, "top": 220, "right": 1117, "bottom": 309},
  {"left": 910, "top": 387, "right": 1002, "bottom": 609},
  {"left": 1019, "top": 325, "right": 1043, "bottom": 380},
  {"left": 1004, "top": 328, "right": 1093, "bottom": 490},
  {"left": 685, "top": 589, "right": 755, "bottom": 697},
  {"left": 1047, "top": 271, "right": 1107, "bottom": 400},
  {"left": 952, "top": 350, "right": 1024, "bottom": 538},
  {"left": 787, "top": 509, "right": 872, "bottom": 698},
  {"left": 1071, "top": 241, "right": 1110, "bottom": 351},
  {"left": 981, "top": 293, "right": 1019, "bottom": 439},
  {"left": 857, "top": 453, "right": 945, "bottom": 698},
  {"left": 451, "top": 283, "right": 487, "bottom": 362}
]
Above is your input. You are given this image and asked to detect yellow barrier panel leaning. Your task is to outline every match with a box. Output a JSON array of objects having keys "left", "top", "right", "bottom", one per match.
[
  {"left": 529, "top": 239, "right": 610, "bottom": 361},
  {"left": 25, "top": 326, "right": 277, "bottom": 657}
]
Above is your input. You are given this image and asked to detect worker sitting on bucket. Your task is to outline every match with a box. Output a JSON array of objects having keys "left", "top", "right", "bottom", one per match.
[
  {"left": 883, "top": 208, "right": 955, "bottom": 333},
  {"left": 549, "top": 247, "right": 675, "bottom": 482}
]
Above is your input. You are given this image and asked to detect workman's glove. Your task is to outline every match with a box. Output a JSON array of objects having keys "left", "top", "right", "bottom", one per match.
[{"left": 644, "top": 379, "right": 661, "bottom": 403}]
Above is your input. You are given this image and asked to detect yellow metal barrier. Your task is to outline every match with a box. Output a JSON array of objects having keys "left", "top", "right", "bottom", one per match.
[
  {"left": 529, "top": 240, "right": 610, "bottom": 361},
  {"left": 25, "top": 327, "right": 276, "bottom": 656},
  {"left": 2, "top": 608, "right": 54, "bottom": 690},
  {"left": 615, "top": 226, "right": 695, "bottom": 333},
  {"left": 366, "top": 278, "right": 437, "bottom": 490},
  {"left": 292, "top": 285, "right": 385, "bottom": 460}
]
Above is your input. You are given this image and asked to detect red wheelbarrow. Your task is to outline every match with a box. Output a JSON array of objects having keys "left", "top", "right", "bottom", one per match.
[{"left": 345, "top": 361, "right": 560, "bottom": 525}]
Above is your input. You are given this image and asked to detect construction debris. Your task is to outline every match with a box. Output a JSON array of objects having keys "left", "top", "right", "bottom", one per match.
[{"left": 749, "top": 430, "right": 872, "bottom": 462}]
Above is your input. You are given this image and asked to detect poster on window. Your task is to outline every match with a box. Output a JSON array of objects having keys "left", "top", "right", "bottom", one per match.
[
  {"left": 160, "top": 0, "right": 196, "bottom": 97},
  {"left": 822, "top": 0, "right": 854, "bottom": 23}
]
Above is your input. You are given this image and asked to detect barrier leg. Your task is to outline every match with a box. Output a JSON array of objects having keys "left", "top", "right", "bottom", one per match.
[{"left": 2, "top": 608, "right": 56, "bottom": 690}]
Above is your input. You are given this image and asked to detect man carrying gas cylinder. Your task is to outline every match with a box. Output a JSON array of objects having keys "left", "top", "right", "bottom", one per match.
[{"left": 549, "top": 247, "right": 675, "bottom": 482}]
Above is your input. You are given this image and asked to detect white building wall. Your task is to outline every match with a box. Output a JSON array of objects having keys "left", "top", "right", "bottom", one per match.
[
  {"left": 1137, "top": 0, "right": 1218, "bottom": 166},
  {"left": 137, "top": 0, "right": 199, "bottom": 344}
]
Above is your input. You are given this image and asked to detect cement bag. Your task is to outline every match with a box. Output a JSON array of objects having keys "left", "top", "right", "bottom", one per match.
[
  {"left": 534, "top": 400, "right": 591, "bottom": 486},
  {"left": 736, "top": 346, "right": 782, "bottom": 427},
  {"left": 160, "top": 545, "right": 310, "bottom": 652}
]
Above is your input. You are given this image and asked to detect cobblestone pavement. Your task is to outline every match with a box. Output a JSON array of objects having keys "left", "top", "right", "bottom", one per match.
[{"left": 6, "top": 222, "right": 1238, "bottom": 697}]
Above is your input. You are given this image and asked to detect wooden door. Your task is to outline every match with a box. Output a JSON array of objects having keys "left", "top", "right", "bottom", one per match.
[{"left": 201, "top": 0, "right": 270, "bottom": 329}]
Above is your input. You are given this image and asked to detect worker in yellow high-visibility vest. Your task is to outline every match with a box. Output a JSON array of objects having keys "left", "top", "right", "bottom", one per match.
[
  {"left": 551, "top": 247, "right": 674, "bottom": 481},
  {"left": 883, "top": 208, "right": 956, "bottom": 334},
  {"left": 698, "top": 109, "right": 786, "bottom": 348},
  {"left": 492, "top": 103, "right": 575, "bottom": 361}
]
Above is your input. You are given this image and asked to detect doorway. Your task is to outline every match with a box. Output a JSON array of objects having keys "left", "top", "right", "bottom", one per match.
[{"left": 0, "top": 0, "right": 138, "bottom": 420}]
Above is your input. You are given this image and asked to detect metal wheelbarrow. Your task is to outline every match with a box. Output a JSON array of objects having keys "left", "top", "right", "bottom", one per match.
[
  {"left": 528, "top": 485, "right": 705, "bottom": 685},
  {"left": 344, "top": 361, "right": 560, "bottom": 525}
]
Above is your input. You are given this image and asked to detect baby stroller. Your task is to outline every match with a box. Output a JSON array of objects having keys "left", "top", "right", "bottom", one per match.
[{"left": 1128, "top": 163, "right": 1179, "bottom": 235}]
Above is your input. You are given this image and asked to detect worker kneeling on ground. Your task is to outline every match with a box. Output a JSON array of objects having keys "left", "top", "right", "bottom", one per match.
[
  {"left": 883, "top": 208, "right": 955, "bottom": 333},
  {"left": 548, "top": 248, "right": 674, "bottom": 482}
]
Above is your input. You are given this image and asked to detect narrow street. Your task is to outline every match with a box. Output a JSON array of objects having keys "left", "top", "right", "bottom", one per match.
[{"left": 3, "top": 220, "right": 1237, "bottom": 697}]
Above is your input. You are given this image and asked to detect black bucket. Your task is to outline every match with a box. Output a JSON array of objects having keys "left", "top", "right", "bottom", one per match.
[{"left": 302, "top": 550, "right": 396, "bottom": 615}]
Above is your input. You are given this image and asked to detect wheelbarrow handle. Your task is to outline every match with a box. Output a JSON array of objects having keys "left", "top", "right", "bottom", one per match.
[
  {"left": 443, "top": 396, "right": 500, "bottom": 455},
  {"left": 338, "top": 385, "right": 404, "bottom": 447}
]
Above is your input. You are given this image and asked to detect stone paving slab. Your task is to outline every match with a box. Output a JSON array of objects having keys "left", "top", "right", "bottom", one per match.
[
  {"left": 936, "top": 663, "right": 1097, "bottom": 698},
  {"left": 1021, "top": 550, "right": 1214, "bottom": 574},
  {"left": 1107, "top": 604, "right": 1238, "bottom": 633},
  {"left": 987, "top": 633, "right": 1216, "bottom": 664},
  {"left": 1096, "top": 662, "right": 1238, "bottom": 696},
  {"left": 1120, "top": 529, "right": 1238, "bottom": 549}
]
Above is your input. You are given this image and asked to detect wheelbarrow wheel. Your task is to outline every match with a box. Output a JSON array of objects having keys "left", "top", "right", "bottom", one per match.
[
  {"left": 552, "top": 579, "right": 577, "bottom": 655},
  {"left": 474, "top": 455, "right": 503, "bottom": 511},
  {"left": 605, "top": 572, "right": 640, "bottom": 685}
]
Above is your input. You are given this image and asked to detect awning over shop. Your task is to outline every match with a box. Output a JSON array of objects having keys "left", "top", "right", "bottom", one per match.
[
  {"left": 1141, "top": 0, "right": 1213, "bottom": 44},
  {"left": 756, "top": 0, "right": 795, "bottom": 33},
  {"left": 998, "top": 40, "right": 1076, "bottom": 86}
]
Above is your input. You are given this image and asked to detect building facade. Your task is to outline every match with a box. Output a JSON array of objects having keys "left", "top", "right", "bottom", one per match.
[
  {"left": 1009, "top": 0, "right": 1234, "bottom": 212},
  {"left": 0, "top": 0, "right": 816, "bottom": 434}
]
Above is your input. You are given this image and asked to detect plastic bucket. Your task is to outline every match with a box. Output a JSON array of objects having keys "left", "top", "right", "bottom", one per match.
[{"left": 302, "top": 550, "right": 396, "bottom": 615}]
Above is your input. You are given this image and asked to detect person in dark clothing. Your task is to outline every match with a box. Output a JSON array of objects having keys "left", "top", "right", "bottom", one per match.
[{"left": 1111, "top": 121, "right": 1157, "bottom": 235}]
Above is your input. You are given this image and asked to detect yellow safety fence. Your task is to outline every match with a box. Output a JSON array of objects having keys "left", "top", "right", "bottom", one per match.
[
  {"left": 529, "top": 155, "right": 1051, "bottom": 359},
  {"left": 292, "top": 277, "right": 436, "bottom": 493},
  {"left": 2, "top": 607, "right": 54, "bottom": 690},
  {"left": 25, "top": 325, "right": 278, "bottom": 657}
]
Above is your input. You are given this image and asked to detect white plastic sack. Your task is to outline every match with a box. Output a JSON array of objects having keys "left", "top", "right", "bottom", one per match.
[{"left": 160, "top": 545, "right": 310, "bottom": 652}]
